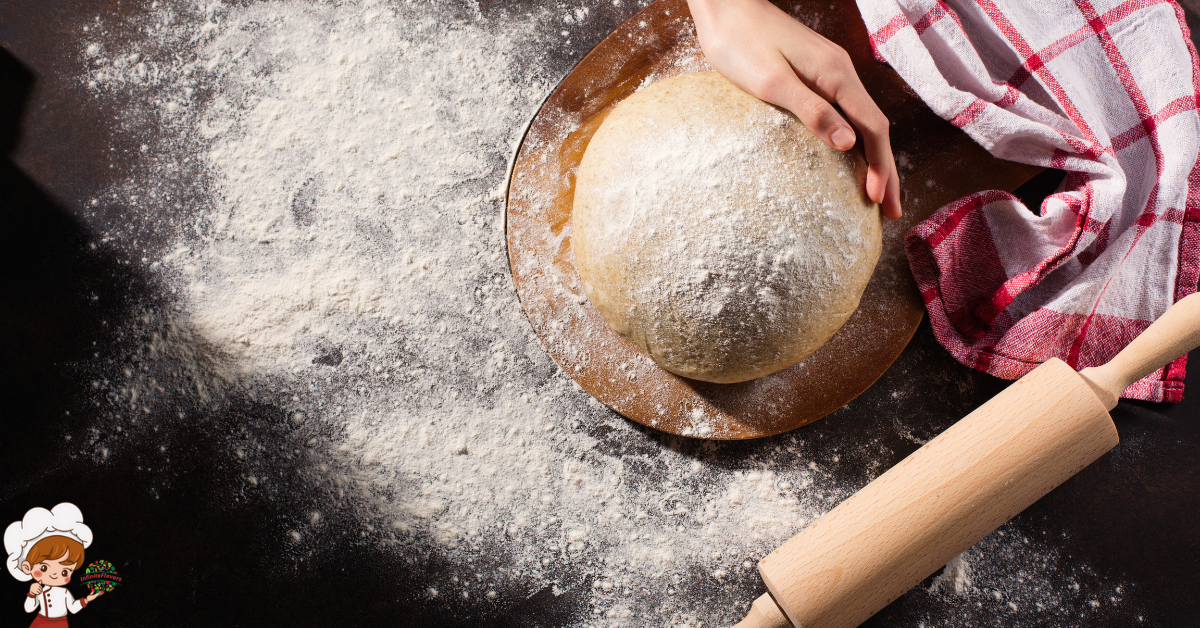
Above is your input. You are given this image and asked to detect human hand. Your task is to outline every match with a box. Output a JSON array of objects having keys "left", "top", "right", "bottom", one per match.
[
  {"left": 85, "top": 590, "right": 104, "bottom": 603},
  {"left": 29, "top": 582, "right": 43, "bottom": 596},
  {"left": 687, "top": 0, "right": 902, "bottom": 219}
]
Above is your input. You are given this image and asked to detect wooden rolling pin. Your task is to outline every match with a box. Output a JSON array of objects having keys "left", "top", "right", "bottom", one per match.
[{"left": 736, "top": 292, "right": 1200, "bottom": 628}]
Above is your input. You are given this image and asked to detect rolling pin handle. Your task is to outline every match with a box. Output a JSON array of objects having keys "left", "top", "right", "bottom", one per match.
[
  {"left": 733, "top": 592, "right": 792, "bottom": 628},
  {"left": 1079, "top": 292, "right": 1200, "bottom": 410}
]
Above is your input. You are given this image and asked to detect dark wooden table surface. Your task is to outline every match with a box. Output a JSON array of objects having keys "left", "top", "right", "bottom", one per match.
[{"left": 1, "top": 1, "right": 1197, "bottom": 627}]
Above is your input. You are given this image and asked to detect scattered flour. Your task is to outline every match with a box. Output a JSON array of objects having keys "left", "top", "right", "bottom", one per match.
[
  {"left": 930, "top": 551, "right": 973, "bottom": 595},
  {"left": 74, "top": 0, "right": 1137, "bottom": 626},
  {"left": 918, "top": 531, "right": 1136, "bottom": 626}
]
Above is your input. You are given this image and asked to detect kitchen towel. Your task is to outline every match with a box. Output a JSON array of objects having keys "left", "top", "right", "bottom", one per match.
[{"left": 857, "top": 0, "right": 1200, "bottom": 401}]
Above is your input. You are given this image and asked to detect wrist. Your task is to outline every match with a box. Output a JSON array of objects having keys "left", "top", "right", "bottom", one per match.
[
  {"left": 81, "top": 598, "right": 88, "bottom": 608},
  {"left": 688, "top": 0, "right": 767, "bottom": 20},
  {"left": 686, "top": 0, "right": 781, "bottom": 56},
  {"left": 27, "top": 591, "right": 37, "bottom": 598}
]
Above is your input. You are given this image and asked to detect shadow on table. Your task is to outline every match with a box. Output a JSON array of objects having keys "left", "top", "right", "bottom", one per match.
[
  {"left": 1, "top": 45, "right": 564, "bottom": 628},
  {"left": 0, "top": 46, "right": 156, "bottom": 488}
]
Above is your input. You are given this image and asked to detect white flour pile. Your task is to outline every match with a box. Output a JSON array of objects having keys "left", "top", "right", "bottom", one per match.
[{"left": 76, "top": 1, "right": 1135, "bottom": 626}]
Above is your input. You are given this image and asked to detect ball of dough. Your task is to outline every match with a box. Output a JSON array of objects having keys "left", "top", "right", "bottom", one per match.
[{"left": 572, "top": 72, "right": 882, "bottom": 383}]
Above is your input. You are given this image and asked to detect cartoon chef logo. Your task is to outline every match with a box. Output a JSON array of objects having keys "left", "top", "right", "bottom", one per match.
[{"left": 5, "top": 503, "right": 115, "bottom": 627}]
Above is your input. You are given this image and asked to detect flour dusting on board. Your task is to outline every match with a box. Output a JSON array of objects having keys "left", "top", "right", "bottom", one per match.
[{"left": 76, "top": 1, "right": 1135, "bottom": 625}]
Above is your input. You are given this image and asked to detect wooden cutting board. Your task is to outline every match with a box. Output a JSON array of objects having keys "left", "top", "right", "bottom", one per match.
[{"left": 504, "top": 0, "right": 1041, "bottom": 439}]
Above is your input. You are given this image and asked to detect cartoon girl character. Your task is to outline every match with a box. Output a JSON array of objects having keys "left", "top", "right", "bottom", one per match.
[{"left": 5, "top": 504, "right": 104, "bottom": 627}]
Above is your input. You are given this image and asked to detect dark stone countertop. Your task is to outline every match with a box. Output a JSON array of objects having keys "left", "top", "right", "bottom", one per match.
[{"left": 1, "top": 1, "right": 1197, "bottom": 627}]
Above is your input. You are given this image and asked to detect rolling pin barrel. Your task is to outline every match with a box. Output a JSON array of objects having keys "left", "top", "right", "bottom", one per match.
[{"left": 743, "top": 292, "right": 1200, "bottom": 628}]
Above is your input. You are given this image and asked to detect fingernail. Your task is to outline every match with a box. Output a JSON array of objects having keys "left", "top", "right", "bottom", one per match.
[{"left": 831, "top": 127, "right": 854, "bottom": 150}]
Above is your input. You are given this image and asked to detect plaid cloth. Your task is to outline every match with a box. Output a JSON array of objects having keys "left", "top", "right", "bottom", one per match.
[{"left": 856, "top": 0, "right": 1200, "bottom": 401}]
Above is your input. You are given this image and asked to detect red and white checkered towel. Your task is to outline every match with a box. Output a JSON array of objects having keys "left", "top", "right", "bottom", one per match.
[{"left": 856, "top": 0, "right": 1200, "bottom": 401}]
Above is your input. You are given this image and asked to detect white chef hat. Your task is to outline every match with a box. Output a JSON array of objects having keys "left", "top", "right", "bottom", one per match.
[{"left": 4, "top": 503, "right": 93, "bottom": 582}]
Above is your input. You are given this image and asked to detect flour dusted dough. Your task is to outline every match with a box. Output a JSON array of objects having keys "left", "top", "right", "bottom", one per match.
[{"left": 572, "top": 72, "right": 882, "bottom": 384}]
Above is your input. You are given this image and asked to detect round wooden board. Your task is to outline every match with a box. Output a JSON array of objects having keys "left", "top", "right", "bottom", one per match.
[{"left": 505, "top": 0, "right": 1041, "bottom": 439}]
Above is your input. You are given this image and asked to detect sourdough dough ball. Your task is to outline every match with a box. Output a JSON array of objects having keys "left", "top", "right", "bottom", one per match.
[{"left": 571, "top": 72, "right": 883, "bottom": 384}]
